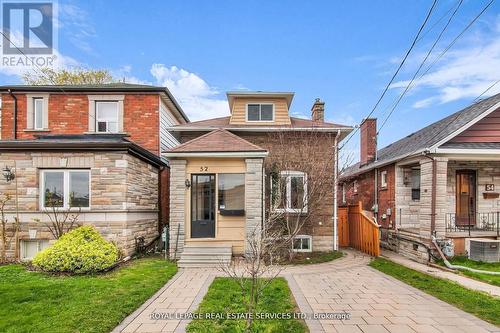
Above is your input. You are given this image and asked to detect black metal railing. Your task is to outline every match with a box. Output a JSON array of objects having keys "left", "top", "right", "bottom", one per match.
[{"left": 446, "top": 212, "right": 500, "bottom": 236}]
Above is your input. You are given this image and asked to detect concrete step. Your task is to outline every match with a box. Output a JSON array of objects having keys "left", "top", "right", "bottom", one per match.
[{"left": 178, "top": 245, "right": 232, "bottom": 268}]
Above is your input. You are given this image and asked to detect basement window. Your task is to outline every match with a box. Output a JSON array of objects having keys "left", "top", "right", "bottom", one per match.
[
  {"left": 21, "top": 240, "right": 49, "bottom": 260},
  {"left": 293, "top": 235, "right": 312, "bottom": 252},
  {"left": 247, "top": 103, "right": 274, "bottom": 122}
]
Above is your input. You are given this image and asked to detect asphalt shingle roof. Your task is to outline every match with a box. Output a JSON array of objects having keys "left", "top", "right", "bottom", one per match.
[{"left": 341, "top": 93, "right": 500, "bottom": 178}]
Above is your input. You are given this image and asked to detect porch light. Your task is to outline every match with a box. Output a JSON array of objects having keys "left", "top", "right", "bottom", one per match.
[
  {"left": 2, "top": 166, "right": 15, "bottom": 182},
  {"left": 185, "top": 179, "right": 191, "bottom": 188}
]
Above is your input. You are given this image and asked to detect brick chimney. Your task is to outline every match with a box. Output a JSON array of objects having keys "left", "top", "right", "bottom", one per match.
[
  {"left": 360, "top": 118, "right": 377, "bottom": 165},
  {"left": 311, "top": 98, "right": 325, "bottom": 122}
]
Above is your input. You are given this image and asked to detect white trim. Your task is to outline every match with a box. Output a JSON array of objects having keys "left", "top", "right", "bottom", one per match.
[
  {"left": 87, "top": 95, "right": 124, "bottom": 132},
  {"left": 292, "top": 235, "right": 312, "bottom": 252},
  {"left": 430, "top": 101, "right": 500, "bottom": 151},
  {"left": 39, "top": 169, "right": 91, "bottom": 210},
  {"left": 162, "top": 151, "right": 268, "bottom": 158},
  {"left": 273, "top": 170, "right": 308, "bottom": 213},
  {"left": 33, "top": 97, "right": 44, "bottom": 130},
  {"left": 20, "top": 239, "right": 49, "bottom": 261},
  {"left": 95, "top": 101, "right": 119, "bottom": 133},
  {"left": 380, "top": 170, "right": 387, "bottom": 188},
  {"left": 434, "top": 148, "right": 500, "bottom": 155},
  {"left": 245, "top": 102, "right": 275, "bottom": 122},
  {"left": 26, "top": 94, "right": 49, "bottom": 130}
]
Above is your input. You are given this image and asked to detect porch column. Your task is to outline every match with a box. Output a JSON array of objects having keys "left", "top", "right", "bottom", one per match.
[
  {"left": 419, "top": 157, "right": 448, "bottom": 240},
  {"left": 169, "top": 159, "right": 187, "bottom": 259},
  {"left": 244, "top": 158, "right": 264, "bottom": 256}
]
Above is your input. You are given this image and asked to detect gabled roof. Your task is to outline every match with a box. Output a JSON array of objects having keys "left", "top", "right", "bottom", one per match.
[
  {"left": 164, "top": 129, "right": 267, "bottom": 157},
  {"left": 341, "top": 93, "right": 500, "bottom": 179},
  {"left": 0, "top": 83, "right": 189, "bottom": 123},
  {"left": 167, "top": 116, "right": 352, "bottom": 131}
]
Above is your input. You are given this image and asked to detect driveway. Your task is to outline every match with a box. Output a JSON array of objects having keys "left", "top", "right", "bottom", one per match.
[{"left": 114, "top": 250, "right": 499, "bottom": 333}]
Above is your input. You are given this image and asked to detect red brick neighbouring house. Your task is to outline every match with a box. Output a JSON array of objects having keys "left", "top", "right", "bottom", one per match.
[
  {"left": 340, "top": 93, "right": 500, "bottom": 261},
  {"left": 0, "top": 83, "right": 189, "bottom": 260}
]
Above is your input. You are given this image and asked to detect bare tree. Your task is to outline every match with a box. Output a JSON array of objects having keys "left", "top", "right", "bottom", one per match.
[
  {"left": 33, "top": 193, "right": 81, "bottom": 239},
  {"left": 0, "top": 194, "right": 20, "bottom": 263},
  {"left": 220, "top": 130, "right": 335, "bottom": 332}
]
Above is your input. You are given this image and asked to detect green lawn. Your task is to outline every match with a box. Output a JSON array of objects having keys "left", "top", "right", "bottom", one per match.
[
  {"left": 0, "top": 257, "right": 177, "bottom": 333},
  {"left": 186, "top": 277, "right": 307, "bottom": 333},
  {"left": 370, "top": 258, "right": 500, "bottom": 326},
  {"left": 287, "top": 251, "right": 343, "bottom": 265},
  {"left": 437, "top": 256, "right": 500, "bottom": 287}
]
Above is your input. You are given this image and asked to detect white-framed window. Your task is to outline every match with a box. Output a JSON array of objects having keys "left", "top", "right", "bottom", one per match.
[
  {"left": 33, "top": 97, "right": 44, "bottom": 130},
  {"left": 246, "top": 103, "right": 274, "bottom": 122},
  {"left": 40, "top": 170, "right": 91, "bottom": 209},
  {"left": 272, "top": 171, "right": 307, "bottom": 213},
  {"left": 380, "top": 170, "right": 387, "bottom": 188},
  {"left": 293, "top": 235, "right": 312, "bottom": 252},
  {"left": 353, "top": 180, "right": 358, "bottom": 193},
  {"left": 96, "top": 101, "right": 119, "bottom": 133},
  {"left": 21, "top": 240, "right": 49, "bottom": 260},
  {"left": 411, "top": 168, "right": 421, "bottom": 201},
  {"left": 27, "top": 94, "right": 48, "bottom": 130},
  {"left": 342, "top": 183, "right": 346, "bottom": 204}
]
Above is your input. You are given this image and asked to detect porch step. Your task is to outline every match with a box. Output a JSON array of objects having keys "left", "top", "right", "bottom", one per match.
[{"left": 178, "top": 245, "right": 232, "bottom": 268}]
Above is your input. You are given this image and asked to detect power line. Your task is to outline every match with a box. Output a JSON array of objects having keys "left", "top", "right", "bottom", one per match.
[
  {"left": 340, "top": 0, "right": 439, "bottom": 149},
  {"left": 377, "top": 0, "right": 464, "bottom": 135},
  {"left": 474, "top": 80, "right": 500, "bottom": 102}
]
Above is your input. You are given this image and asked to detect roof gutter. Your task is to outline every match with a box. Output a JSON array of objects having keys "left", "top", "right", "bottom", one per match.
[
  {"left": 162, "top": 151, "right": 269, "bottom": 158},
  {"left": 8, "top": 89, "right": 17, "bottom": 140}
]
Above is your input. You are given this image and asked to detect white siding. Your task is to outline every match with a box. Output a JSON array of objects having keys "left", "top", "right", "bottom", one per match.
[{"left": 159, "top": 100, "right": 181, "bottom": 152}]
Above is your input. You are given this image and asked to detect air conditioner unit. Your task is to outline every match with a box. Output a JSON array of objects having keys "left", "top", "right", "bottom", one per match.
[{"left": 469, "top": 239, "right": 500, "bottom": 263}]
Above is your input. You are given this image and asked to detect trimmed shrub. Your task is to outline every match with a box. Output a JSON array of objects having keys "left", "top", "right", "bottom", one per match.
[{"left": 32, "top": 226, "right": 119, "bottom": 274}]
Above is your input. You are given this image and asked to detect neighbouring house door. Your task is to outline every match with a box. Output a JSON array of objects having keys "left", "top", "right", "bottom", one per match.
[
  {"left": 191, "top": 174, "right": 216, "bottom": 238},
  {"left": 456, "top": 170, "right": 476, "bottom": 227}
]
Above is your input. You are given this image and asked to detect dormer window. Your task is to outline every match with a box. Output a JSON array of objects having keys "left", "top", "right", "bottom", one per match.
[{"left": 247, "top": 103, "right": 274, "bottom": 122}]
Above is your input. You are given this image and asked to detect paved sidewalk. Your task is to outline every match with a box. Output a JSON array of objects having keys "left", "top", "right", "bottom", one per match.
[
  {"left": 114, "top": 250, "right": 499, "bottom": 333},
  {"left": 287, "top": 250, "right": 499, "bottom": 333},
  {"left": 381, "top": 250, "right": 500, "bottom": 297}
]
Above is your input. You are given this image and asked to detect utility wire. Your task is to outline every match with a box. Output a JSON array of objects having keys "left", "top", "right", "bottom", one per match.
[
  {"left": 377, "top": 0, "right": 463, "bottom": 135},
  {"left": 474, "top": 80, "right": 500, "bottom": 102},
  {"left": 340, "top": 0, "right": 439, "bottom": 150}
]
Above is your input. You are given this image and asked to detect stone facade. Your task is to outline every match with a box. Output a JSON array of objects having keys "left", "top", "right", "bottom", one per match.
[
  {"left": 244, "top": 158, "right": 263, "bottom": 255},
  {"left": 0, "top": 151, "right": 159, "bottom": 259},
  {"left": 168, "top": 159, "right": 186, "bottom": 259}
]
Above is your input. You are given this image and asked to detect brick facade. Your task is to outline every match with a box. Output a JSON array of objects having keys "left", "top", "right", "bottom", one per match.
[
  {"left": 1, "top": 93, "right": 160, "bottom": 154},
  {"left": 179, "top": 130, "right": 337, "bottom": 251}
]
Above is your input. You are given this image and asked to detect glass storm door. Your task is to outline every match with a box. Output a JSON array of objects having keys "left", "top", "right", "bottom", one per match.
[
  {"left": 456, "top": 170, "right": 476, "bottom": 227},
  {"left": 191, "top": 174, "right": 216, "bottom": 238}
]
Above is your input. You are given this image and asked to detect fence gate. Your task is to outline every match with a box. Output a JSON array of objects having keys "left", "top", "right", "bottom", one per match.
[{"left": 338, "top": 202, "right": 380, "bottom": 256}]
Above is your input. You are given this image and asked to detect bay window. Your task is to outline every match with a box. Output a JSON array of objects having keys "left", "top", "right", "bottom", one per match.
[{"left": 41, "top": 170, "right": 90, "bottom": 209}]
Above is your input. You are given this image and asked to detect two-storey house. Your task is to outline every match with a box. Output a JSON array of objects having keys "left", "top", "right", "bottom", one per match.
[
  {"left": 164, "top": 91, "right": 352, "bottom": 266},
  {"left": 0, "top": 83, "right": 188, "bottom": 260}
]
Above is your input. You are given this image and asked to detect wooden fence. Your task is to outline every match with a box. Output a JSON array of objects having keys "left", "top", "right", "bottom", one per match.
[{"left": 338, "top": 202, "right": 380, "bottom": 256}]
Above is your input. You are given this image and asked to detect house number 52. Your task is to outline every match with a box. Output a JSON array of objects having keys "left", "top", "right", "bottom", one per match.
[{"left": 200, "top": 166, "right": 208, "bottom": 172}]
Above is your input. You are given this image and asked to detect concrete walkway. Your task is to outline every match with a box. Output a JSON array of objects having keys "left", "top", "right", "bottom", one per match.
[
  {"left": 381, "top": 250, "right": 500, "bottom": 297},
  {"left": 114, "top": 250, "right": 499, "bottom": 333}
]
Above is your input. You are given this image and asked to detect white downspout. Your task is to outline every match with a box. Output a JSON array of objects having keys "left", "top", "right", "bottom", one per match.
[{"left": 333, "top": 130, "right": 340, "bottom": 251}]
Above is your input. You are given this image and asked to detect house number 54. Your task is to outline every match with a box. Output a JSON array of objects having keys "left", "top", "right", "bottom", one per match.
[{"left": 200, "top": 166, "right": 208, "bottom": 172}]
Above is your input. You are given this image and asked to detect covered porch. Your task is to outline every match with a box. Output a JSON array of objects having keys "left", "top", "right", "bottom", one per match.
[{"left": 395, "top": 156, "right": 500, "bottom": 256}]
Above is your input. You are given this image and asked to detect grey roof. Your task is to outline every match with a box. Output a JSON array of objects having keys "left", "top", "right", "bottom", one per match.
[
  {"left": 0, "top": 134, "right": 166, "bottom": 167},
  {"left": 341, "top": 93, "right": 500, "bottom": 178},
  {"left": 0, "top": 83, "right": 190, "bottom": 122}
]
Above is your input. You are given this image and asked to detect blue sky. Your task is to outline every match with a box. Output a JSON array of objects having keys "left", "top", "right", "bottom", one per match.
[{"left": 0, "top": 0, "right": 499, "bottom": 163}]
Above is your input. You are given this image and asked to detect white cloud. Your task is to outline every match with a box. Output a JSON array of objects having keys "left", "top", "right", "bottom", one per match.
[
  {"left": 391, "top": 16, "right": 500, "bottom": 107},
  {"left": 59, "top": 4, "right": 96, "bottom": 54},
  {"left": 150, "top": 64, "right": 229, "bottom": 120}
]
